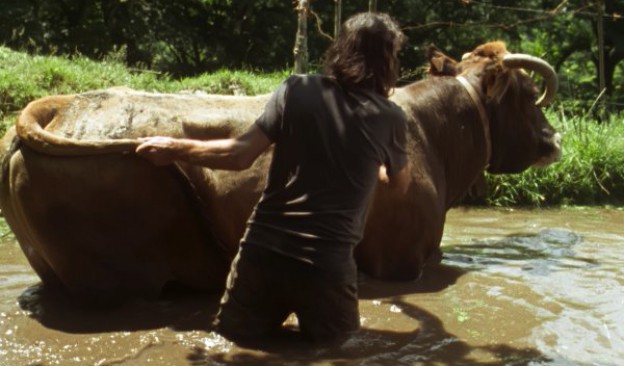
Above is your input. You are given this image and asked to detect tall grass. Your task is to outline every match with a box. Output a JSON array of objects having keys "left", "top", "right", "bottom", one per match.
[{"left": 1, "top": 46, "right": 622, "bottom": 206}]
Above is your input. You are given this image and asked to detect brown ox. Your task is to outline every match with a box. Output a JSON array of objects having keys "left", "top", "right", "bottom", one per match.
[{"left": 0, "top": 42, "right": 560, "bottom": 302}]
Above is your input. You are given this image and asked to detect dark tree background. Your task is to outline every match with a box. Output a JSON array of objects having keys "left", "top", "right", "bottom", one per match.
[{"left": 0, "top": 0, "right": 622, "bottom": 112}]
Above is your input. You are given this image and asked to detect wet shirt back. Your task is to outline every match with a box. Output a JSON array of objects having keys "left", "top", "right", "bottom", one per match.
[{"left": 246, "top": 74, "right": 407, "bottom": 268}]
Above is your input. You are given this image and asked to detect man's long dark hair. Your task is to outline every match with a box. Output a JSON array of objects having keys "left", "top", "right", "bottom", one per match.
[{"left": 323, "top": 12, "right": 405, "bottom": 97}]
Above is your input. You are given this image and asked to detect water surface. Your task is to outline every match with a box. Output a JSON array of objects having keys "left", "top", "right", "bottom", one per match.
[{"left": 1, "top": 208, "right": 622, "bottom": 365}]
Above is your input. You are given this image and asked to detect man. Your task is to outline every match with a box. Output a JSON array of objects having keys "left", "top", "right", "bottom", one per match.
[{"left": 136, "top": 12, "right": 410, "bottom": 344}]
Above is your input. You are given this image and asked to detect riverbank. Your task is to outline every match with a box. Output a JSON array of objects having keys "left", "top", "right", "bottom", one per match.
[{"left": 1, "top": 46, "right": 623, "bottom": 207}]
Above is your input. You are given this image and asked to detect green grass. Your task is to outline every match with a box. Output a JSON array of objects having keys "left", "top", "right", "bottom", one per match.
[
  {"left": 1, "top": 46, "right": 623, "bottom": 207},
  {"left": 0, "top": 46, "right": 286, "bottom": 134}
]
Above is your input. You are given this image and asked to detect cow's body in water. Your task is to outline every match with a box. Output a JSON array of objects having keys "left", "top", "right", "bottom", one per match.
[{"left": 0, "top": 42, "right": 561, "bottom": 302}]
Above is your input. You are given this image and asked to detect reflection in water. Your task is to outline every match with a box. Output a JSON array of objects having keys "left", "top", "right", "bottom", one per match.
[
  {"left": 0, "top": 208, "right": 623, "bottom": 365},
  {"left": 443, "top": 228, "right": 595, "bottom": 274}
]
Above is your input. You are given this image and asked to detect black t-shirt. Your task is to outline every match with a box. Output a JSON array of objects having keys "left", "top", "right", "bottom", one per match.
[{"left": 244, "top": 74, "right": 407, "bottom": 267}]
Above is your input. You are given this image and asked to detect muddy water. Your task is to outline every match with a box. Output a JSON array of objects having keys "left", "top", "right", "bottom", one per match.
[{"left": 1, "top": 208, "right": 622, "bottom": 365}]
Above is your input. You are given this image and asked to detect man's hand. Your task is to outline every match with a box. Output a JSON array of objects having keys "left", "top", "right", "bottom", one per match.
[
  {"left": 378, "top": 164, "right": 410, "bottom": 195},
  {"left": 378, "top": 165, "right": 390, "bottom": 183},
  {"left": 136, "top": 136, "right": 186, "bottom": 166}
]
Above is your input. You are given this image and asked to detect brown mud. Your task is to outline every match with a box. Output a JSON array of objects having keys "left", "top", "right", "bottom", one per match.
[{"left": 1, "top": 207, "right": 622, "bottom": 365}]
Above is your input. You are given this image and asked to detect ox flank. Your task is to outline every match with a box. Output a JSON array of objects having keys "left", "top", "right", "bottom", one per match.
[{"left": 0, "top": 42, "right": 561, "bottom": 302}]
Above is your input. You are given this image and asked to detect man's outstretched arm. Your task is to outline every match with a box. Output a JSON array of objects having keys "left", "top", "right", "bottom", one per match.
[{"left": 135, "top": 124, "right": 272, "bottom": 170}]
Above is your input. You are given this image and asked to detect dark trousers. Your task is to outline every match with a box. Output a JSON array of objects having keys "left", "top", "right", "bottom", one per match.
[{"left": 214, "top": 243, "right": 360, "bottom": 343}]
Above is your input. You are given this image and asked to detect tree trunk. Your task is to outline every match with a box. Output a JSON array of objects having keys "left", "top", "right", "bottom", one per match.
[
  {"left": 293, "top": 0, "right": 309, "bottom": 74},
  {"left": 595, "top": 0, "right": 607, "bottom": 119},
  {"left": 334, "top": 0, "right": 342, "bottom": 39},
  {"left": 369, "top": 0, "right": 377, "bottom": 12}
]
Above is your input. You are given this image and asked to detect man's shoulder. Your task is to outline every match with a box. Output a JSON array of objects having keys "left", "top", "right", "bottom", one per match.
[
  {"left": 357, "top": 92, "right": 406, "bottom": 120},
  {"left": 286, "top": 74, "right": 336, "bottom": 89},
  {"left": 283, "top": 74, "right": 342, "bottom": 104}
]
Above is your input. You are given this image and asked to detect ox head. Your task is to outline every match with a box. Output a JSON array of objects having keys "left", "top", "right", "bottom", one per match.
[{"left": 428, "top": 41, "right": 562, "bottom": 174}]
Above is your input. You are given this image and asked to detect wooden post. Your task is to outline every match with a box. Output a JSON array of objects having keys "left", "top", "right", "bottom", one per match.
[
  {"left": 369, "top": 0, "right": 377, "bottom": 12},
  {"left": 334, "top": 0, "right": 342, "bottom": 39},
  {"left": 293, "top": 0, "right": 309, "bottom": 74},
  {"left": 595, "top": 0, "right": 607, "bottom": 119}
]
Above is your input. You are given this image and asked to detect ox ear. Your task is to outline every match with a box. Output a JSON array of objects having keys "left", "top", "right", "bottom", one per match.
[
  {"left": 484, "top": 68, "right": 512, "bottom": 104},
  {"left": 427, "top": 45, "right": 458, "bottom": 76}
]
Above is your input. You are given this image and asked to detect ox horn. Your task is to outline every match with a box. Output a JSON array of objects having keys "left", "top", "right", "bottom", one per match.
[{"left": 502, "top": 54, "right": 558, "bottom": 107}]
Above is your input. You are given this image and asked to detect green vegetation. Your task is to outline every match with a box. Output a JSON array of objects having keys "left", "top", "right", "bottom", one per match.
[
  {"left": 2, "top": 1, "right": 622, "bottom": 113},
  {"left": 1, "top": 47, "right": 622, "bottom": 207},
  {"left": 0, "top": 46, "right": 287, "bottom": 135}
]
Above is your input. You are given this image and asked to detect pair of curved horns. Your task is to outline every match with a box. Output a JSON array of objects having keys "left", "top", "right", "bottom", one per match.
[{"left": 502, "top": 54, "right": 559, "bottom": 107}]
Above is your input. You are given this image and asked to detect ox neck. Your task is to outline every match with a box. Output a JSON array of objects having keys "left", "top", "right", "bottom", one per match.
[{"left": 456, "top": 75, "right": 491, "bottom": 169}]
